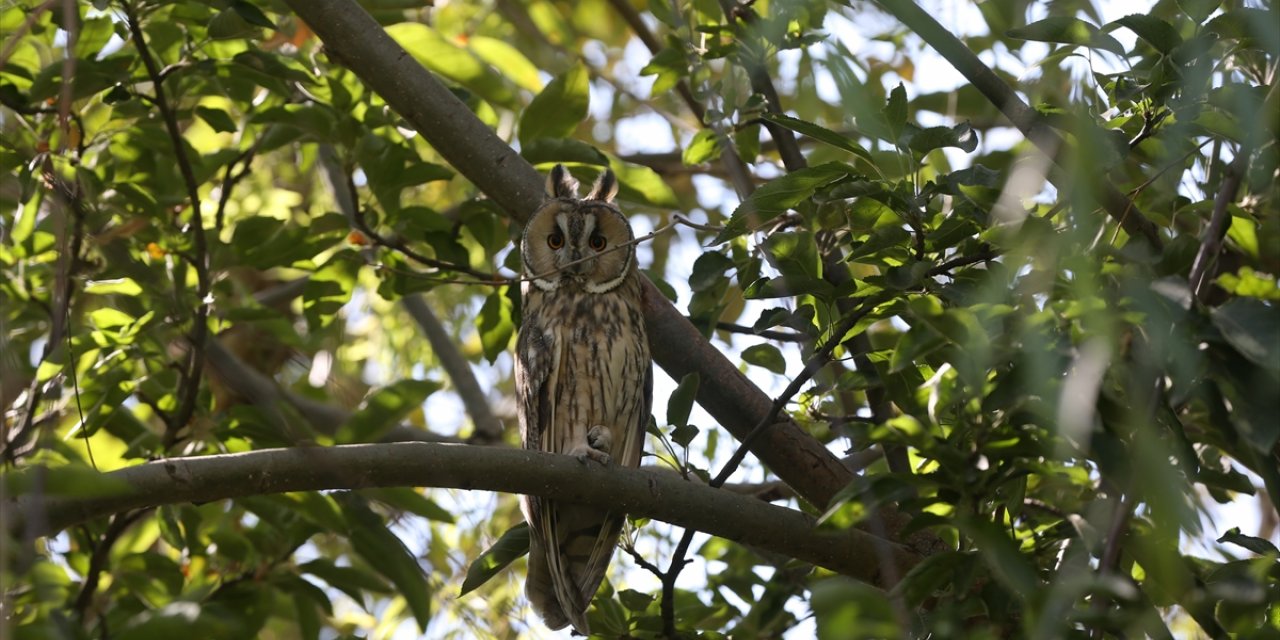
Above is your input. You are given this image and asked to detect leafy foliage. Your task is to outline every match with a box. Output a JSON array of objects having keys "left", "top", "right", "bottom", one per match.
[{"left": 2, "top": 0, "right": 1277, "bottom": 638}]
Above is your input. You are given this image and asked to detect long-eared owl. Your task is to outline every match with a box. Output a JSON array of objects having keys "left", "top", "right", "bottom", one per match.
[{"left": 515, "top": 165, "right": 653, "bottom": 634}]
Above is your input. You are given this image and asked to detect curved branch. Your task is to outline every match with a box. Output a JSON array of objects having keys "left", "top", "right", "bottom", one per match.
[
  {"left": 9, "top": 443, "right": 920, "bottom": 589},
  {"left": 281, "top": 0, "right": 855, "bottom": 510}
]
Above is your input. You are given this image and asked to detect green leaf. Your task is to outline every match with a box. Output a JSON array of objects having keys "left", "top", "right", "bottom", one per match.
[
  {"left": 667, "top": 372, "right": 700, "bottom": 427},
  {"left": 617, "top": 588, "right": 655, "bottom": 612},
  {"left": 734, "top": 122, "right": 761, "bottom": 162},
  {"left": 884, "top": 83, "right": 907, "bottom": 142},
  {"left": 682, "top": 129, "right": 722, "bottom": 165},
  {"left": 670, "top": 423, "right": 700, "bottom": 448},
  {"left": 74, "top": 17, "right": 116, "bottom": 59},
  {"left": 891, "top": 551, "right": 978, "bottom": 606},
  {"left": 1009, "top": 16, "right": 1098, "bottom": 45},
  {"left": 386, "top": 23, "right": 515, "bottom": 108},
  {"left": 208, "top": 8, "right": 258, "bottom": 40},
  {"left": 639, "top": 47, "right": 687, "bottom": 96},
  {"left": 742, "top": 344, "right": 786, "bottom": 374},
  {"left": 337, "top": 379, "right": 439, "bottom": 443},
  {"left": 300, "top": 559, "right": 392, "bottom": 603},
  {"left": 1227, "top": 214, "right": 1260, "bottom": 259},
  {"left": 1177, "top": 0, "right": 1221, "bottom": 24},
  {"left": 1216, "top": 527, "right": 1280, "bottom": 555},
  {"left": 196, "top": 106, "right": 238, "bottom": 134},
  {"left": 761, "top": 113, "right": 873, "bottom": 165},
  {"left": 1216, "top": 267, "right": 1280, "bottom": 301},
  {"left": 459, "top": 523, "right": 530, "bottom": 597},
  {"left": 230, "top": 0, "right": 277, "bottom": 29},
  {"left": 1110, "top": 14, "right": 1183, "bottom": 54},
  {"left": 90, "top": 307, "right": 135, "bottom": 329},
  {"left": 363, "top": 487, "right": 455, "bottom": 523},
  {"left": 468, "top": 36, "right": 542, "bottom": 92},
  {"left": 84, "top": 278, "right": 143, "bottom": 296},
  {"left": 303, "top": 259, "right": 356, "bottom": 332},
  {"left": 1211, "top": 298, "right": 1280, "bottom": 374},
  {"left": 519, "top": 62, "right": 589, "bottom": 145},
  {"left": 607, "top": 157, "right": 679, "bottom": 207},
  {"left": 889, "top": 325, "right": 946, "bottom": 373},
  {"left": 905, "top": 122, "right": 979, "bottom": 154},
  {"left": 961, "top": 516, "right": 1039, "bottom": 597},
  {"left": 478, "top": 288, "right": 515, "bottom": 363},
  {"left": 718, "top": 163, "right": 852, "bottom": 242},
  {"left": 811, "top": 577, "right": 901, "bottom": 638},
  {"left": 689, "top": 252, "right": 732, "bottom": 292},
  {"left": 336, "top": 493, "right": 432, "bottom": 630},
  {"left": 521, "top": 138, "right": 610, "bottom": 166}
]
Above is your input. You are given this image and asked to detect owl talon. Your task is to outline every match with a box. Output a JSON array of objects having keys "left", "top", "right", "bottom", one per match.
[
  {"left": 586, "top": 425, "right": 612, "bottom": 455},
  {"left": 572, "top": 447, "right": 612, "bottom": 466},
  {"left": 570, "top": 425, "right": 613, "bottom": 466}
]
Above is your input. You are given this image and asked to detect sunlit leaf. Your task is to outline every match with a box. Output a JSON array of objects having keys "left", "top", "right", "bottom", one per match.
[
  {"left": 459, "top": 523, "right": 530, "bottom": 597},
  {"left": 519, "top": 62, "right": 589, "bottom": 145}
]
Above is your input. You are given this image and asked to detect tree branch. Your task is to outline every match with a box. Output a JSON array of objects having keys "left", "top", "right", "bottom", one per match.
[
  {"left": 124, "top": 3, "right": 212, "bottom": 444},
  {"left": 1188, "top": 147, "right": 1249, "bottom": 302},
  {"left": 9, "top": 443, "right": 919, "bottom": 588},
  {"left": 868, "top": 0, "right": 1164, "bottom": 248},
  {"left": 401, "top": 296, "right": 505, "bottom": 443},
  {"left": 282, "top": 0, "right": 855, "bottom": 510}
]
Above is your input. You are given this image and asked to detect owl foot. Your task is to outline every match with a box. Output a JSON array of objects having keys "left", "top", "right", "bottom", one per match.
[{"left": 570, "top": 425, "right": 612, "bottom": 466}]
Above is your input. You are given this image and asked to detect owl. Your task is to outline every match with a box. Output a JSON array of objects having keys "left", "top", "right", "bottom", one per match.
[{"left": 515, "top": 165, "right": 653, "bottom": 634}]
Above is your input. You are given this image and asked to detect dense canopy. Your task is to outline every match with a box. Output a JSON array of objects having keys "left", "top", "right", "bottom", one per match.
[{"left": 2, "top": 0, "right": 1277, "bottom": 638}]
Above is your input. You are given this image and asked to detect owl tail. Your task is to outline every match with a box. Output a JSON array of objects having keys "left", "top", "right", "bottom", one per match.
[{"left": 526, "top": 501, "right": 625, "bottom": 635}]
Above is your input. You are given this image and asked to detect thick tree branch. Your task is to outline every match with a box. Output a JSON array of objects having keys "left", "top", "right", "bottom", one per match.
[
  {"left": 282, "top": 0, "right": 855, "bottom": 509},
  {"left": 9, "top": 443, "right": 919, "bottom": 589}
]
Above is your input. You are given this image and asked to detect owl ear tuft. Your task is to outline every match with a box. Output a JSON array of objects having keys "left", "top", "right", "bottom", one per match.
[
  {"left": 586, "top": 169, "right": 619, "bottom": 203},
  {"left": 546, "top": 164, "right": 579, "bottom": 199}
]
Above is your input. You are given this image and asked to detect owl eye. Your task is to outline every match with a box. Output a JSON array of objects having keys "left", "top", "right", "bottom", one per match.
[
  {"left": 589, "top": 233, "right": 607, "bottom": 251},
  {"left": 547, "top": 232, "right": 565, "bottom": 249}
]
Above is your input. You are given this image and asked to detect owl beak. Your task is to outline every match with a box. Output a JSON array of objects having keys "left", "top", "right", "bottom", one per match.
[{"left": 564, "top": 250, "right": 585, "bottom": 277}]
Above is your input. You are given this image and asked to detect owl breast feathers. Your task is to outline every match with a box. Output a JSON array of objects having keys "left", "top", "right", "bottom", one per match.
[{"left": 515, "top": 165, "right": 653, "bottom": 634}]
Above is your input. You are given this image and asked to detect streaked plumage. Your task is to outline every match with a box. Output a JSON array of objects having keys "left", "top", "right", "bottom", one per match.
[{"left": 516, "top": 165, "right": 652, "bottom": 634}]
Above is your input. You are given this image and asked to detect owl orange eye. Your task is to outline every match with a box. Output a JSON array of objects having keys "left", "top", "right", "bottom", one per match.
[
  {"left": 547, "top": 232, "right": 564, "bottom": 249},
  {"left": 589, "top": 234, "right": 607, "bottom": 251}
]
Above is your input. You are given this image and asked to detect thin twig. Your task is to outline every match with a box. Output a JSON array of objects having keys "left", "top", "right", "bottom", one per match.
[
  {"left": 928, "top": 246, "right": 998, "bottom": 277},
  {"left": 660, "top": 291, "right": 891, "bottom": 633},
  {"left": 712, "top": 322, "right": 807, "bottom": 342},
  {"left": 1188, "top": 146, "right": 1250, "bottom": 301},
  {"left": 72, "top": 510, "right": 150, "bottom": 621},
  {"left": 124, "top": 2, "right": 211, "bottom": 446},
  {"left": 6, "top": 171, "right": 86, "bottom": 462}
]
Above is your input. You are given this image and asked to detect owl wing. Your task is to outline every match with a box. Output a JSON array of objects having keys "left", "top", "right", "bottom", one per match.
[
  {"left": 516, "top": 316, "right": 584, "bottom": 631},
  {"left": 540, "top": 354, "right": 653, "bottom": 633}
]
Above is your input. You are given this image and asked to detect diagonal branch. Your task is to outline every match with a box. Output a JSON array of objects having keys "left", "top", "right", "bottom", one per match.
[
  {"left": 1188, "top": 147, "right": 1250, "bottom": 301},
  {"left": 868, "top": 0, "right": 1164, "bottom": 248},
  {"left": 401, "top": 296, "right": 505, "bottom": 443},
  {"left": 281, "top": 0, "right": 855, "bottom": 510},
  {"left": 9, "top": 442, "right": 920, "bottom": 589}
]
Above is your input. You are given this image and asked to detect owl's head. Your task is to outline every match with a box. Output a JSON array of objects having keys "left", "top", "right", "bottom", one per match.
[{"left": 521, "top": 165, "right": 636, "bottom": 294}]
